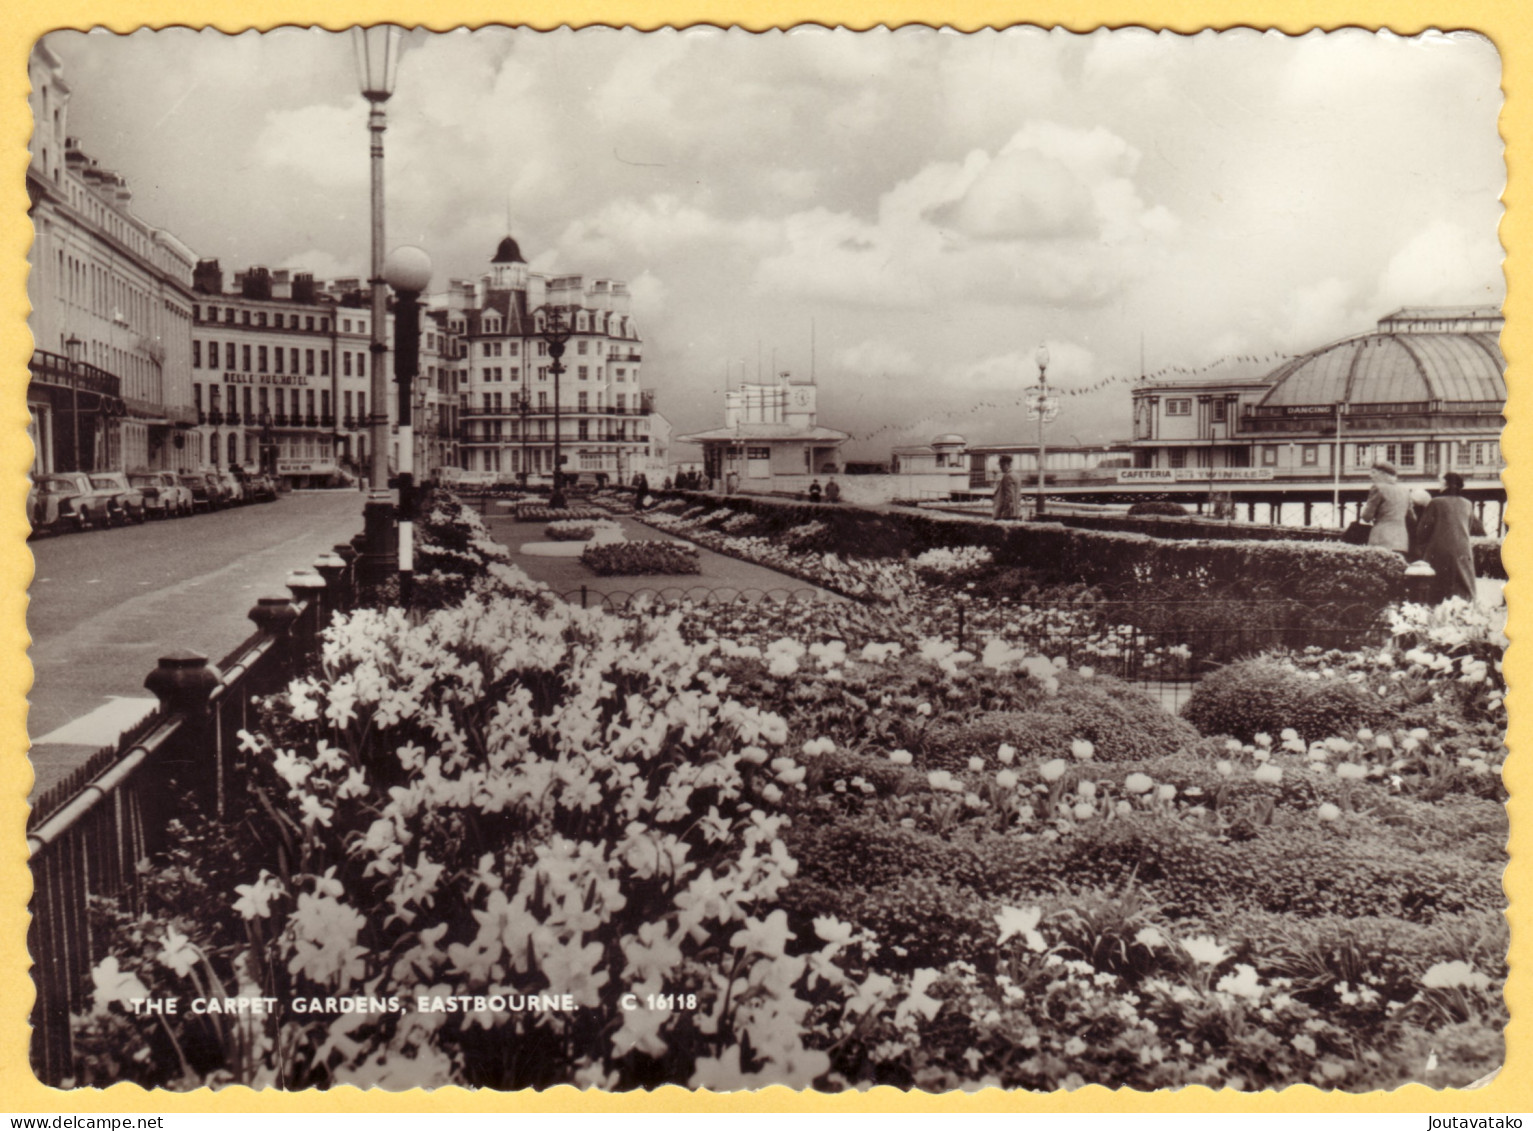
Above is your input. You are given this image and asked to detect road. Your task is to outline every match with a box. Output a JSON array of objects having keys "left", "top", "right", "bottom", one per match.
[{"left": 26, "top": 490, "right": 365, "bottom": 797}]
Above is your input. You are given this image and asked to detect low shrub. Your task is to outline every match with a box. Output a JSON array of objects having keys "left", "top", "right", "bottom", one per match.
[
  {"left": 1181, "top": 659, "right": 1388, "bottom": 743},
  {"left": 580, "top": 540, "right": 702, "bottom": 576},
  {"left": 545, "top": 522, "right": 597, "bottom": 541},
  {"left": 1127, "top": 500, "right": 1189, "bottom": 517}
]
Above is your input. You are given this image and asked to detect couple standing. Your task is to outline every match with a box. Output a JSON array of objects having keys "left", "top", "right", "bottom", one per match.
[{"left": 1362, "top": 460, "right": 1481, "bottom": 602}]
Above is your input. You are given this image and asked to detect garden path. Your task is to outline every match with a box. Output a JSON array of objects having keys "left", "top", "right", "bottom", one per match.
[{"left": 480, "top": 507, "right": 845, "bottom": 608}]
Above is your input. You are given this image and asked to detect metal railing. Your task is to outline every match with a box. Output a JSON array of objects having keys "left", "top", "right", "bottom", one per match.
[{"left": 27, "top": 543, "right": 361, "bottom": 1086}]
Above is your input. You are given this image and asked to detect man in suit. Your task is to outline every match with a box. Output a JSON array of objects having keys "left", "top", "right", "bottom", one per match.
[{"left": 992, "top": 455, "right": 1023, "bottom": 520}]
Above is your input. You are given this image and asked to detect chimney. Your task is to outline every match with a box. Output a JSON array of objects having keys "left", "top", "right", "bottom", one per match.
[
  {"left": 193, "top": 258, "right": 224, "bottom": 295},
  {"left": 271, "top": 269, "right": 292, "bottom": 300},
  {"left": 242, "top": 266, "right": 272, "bottom": 301},
  {"left": 292, "top": 273, "right": 316, "bottom": 304}
]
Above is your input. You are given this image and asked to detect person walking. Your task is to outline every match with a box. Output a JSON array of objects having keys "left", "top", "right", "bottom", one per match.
[
  {"left": 1360, "top": 460, "right": 1412, "bottom": 556},
  {"left": 633, "top": 472, "right": 650, "bottom": 511},
  {"left": 1414, "top": 471, "right": 1481, "bottom": 603},
  {"left": 824, "top": 476, "right": 841, "bottom": 503},
  {"left": 992, "top": 455, "right": 1023, "bottom": 520}
]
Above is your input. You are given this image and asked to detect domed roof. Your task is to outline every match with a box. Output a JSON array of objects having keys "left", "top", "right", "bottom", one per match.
[
  {"left": 491, "top": 235, "right": 526, "bottom": 265},
  {"left": 931, "top": 433, "right": 966, "bottom": 446},
  {"left": 1258, "top": 327, "right": 1504, "bottom": 409}
]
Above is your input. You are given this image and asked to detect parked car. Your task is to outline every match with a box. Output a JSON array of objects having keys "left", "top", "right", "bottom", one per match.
[
  {"left": 89, "top": 471, "right": 148, "bottom": 525},
  {"left": 244, "top": 471, "right": 279, "bottom": 502},
  {"left": 129, "top": 469, "right": 193, "bottom": 518},
  {"left": 215, "top": 470, "right": 245, "bottom": 505},
  {"left": 178, "top": 471, "right": 215, "bottom": 513},
  {"left": 29, "top": 471, "right": 115, "bottom": 534}
]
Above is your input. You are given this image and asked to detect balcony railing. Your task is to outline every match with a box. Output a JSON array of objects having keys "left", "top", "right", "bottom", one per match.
[{"left": 28, "top": 349, "right": 122, "bottom": 401}]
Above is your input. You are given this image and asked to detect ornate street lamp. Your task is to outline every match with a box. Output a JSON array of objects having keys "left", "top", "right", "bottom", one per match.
[
  {"left": 518, "top": 389, "right": 531, "bottom": 486},
  {"left": 535, "top": 304, "right": 573, "bottom": 509},
  {"left": 384, "top": 245, "right": 432, "bottom": 608},
  {"left": 1030, "top": 344, "right": 1052, "bottom": 518},
  {"left": 64, "top": 334, "right": 85, "bottom": 472},
  {"left": 353, "top": 23, "right": 404, "bottom": 587}
]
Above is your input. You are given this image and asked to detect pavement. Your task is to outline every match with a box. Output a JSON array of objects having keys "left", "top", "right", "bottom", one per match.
[
  {"left": 478, "top": 504, "right": 842, "bottom": 606},
  {"left": 26, "top": 489, "right": 365, "bottom": 797}
]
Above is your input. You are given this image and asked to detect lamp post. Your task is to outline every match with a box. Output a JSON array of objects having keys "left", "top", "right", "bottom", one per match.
[
  {"left": 64, "top": 334, "right": 84, "bottom": 472},
  {"left": 1031, "top": 344, "right": 1051, "bottom": 518},
  {"left": 518, "top": 390, "right": 530, "bottom": 486},
  {"left": 535, "top": 304, "right": 573, "bottom": 509},
  {"left": 353, "top": 23, "right": 403, "bottom": 588},
  {"left": 384, "top": 245, "right": 432, "bottom": 608}
]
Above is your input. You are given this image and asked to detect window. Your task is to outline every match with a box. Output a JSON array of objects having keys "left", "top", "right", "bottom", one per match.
[
  {"left": 257, "top": 312, "right": 267, "bottom": 328},
  {"left": 1165, "top": 398, "right": 1192, "bottom": 416},
  {"left": 483, "top": 393, "right": 493, "bottom": 411},
  {"left": 578, "top": 340, "right": 588, "bottom": 355},
  {"left": 225, "top": 308, "right": 235, "bottom": 324},
  {"left": 193, "top": 384, "right": 202, "bottom": 411},
  {"left": 1167, "top": 448, "right": 1187, "bottom": 469},
  {"left": 244, "top": 387, "right": 253, "bottom": 419},
  {"left": 344, "top": 391, "right": 353, "bottom": 419},
  {"left": 305, "top": 349, "right": 315, "bottom": 376},
  {"left": 510, "top": 366, "right": 519, "bottom": 382},
  {"left": 1211, "top": 399, "right": 1227, "bottom": 423},
  {"left": 306, "top": 316, "right": 315, "bottom": 332},
  {"left": 747, "top": 447, "right": 771, "bottom": 460},
  {"left": 538, "top": 392, "right": 548, "bottom": 410},
  {"left": 258, "top": 346, "right": 268, "bottom": 372},
  {"left": 274, "top": 313, "right": 284, "bottom": 329},
  {"left": 1302, "top": 444, "right": 1318, "bottom": 466},
  {"left": 483, "top": 342, "right": 493, "bottom": 357},
  {"left": 205, "top": 305, "right": 217, "bottom": 321},
  {"left": 193, "top": 341, "right": 202, "bottom": 368},
  {"left": 290, "top": 348, "right": 300, "bottom": 372},
  {"left": 343, "top": 352, "right": 352, "bottom": 377},
  {"left": 616, "top": 394, "right": 627, "bottom": 412},
  {"left": 578, "top": 420, "right": 589, "bottom": 440},
  {"left": 242, "top": 345, "right": 252, "bottom": 372},
  {"left": 321, "top": 352, "right": 330, "bottom": 377},
  {"left": 1396, "top": 443, "right": 1415, "bottom": 468},
  {"left": 1261, "top": 445, "right": 1278, "bottom": 466},
  {"left": 538, "top": 341, "right": 548, "bottom": 357},
  {"left": 321, "top": 318, "right": 330, "bottom": 332},
  {"left": 508, "top": 342, "right": 518, "bottom": 357},
  {"left": 306, "top": 390, "right": 316, "bottom": 419},
  {"left": 226, "top": 343, "right": 237, "bottom": 370},
  {"left": 538, "top": 366, "right": 548, "bottom": 381},
  {"left": 322, "top": 390, "right": 332, "bottom": 418},
  {"left": 259, "top": 387, "right": 269, "bottom": 415},
  {"left": 243, "top": 310, "right": 251, "bottom": 326},
  {"left": 343, "top": 319, "right": 351, "bottom": 333},
  {"left": 578, "top": 392, "right": 588, "bottom": 411},
  {"left": 579, "top": 366, "right": 588, "bottom": 380},
  {"left": 358, "top": 394, "right": 366, "bottom": 422},
  {"left": 275, "top": 346, "right": 285, "bottom": 374}
]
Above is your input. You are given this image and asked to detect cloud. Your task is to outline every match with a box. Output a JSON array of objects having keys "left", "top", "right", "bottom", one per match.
[
  {"left": 835, "top": 340, "right": 921, "bottom": 379},
  {"left": 1371, "top": 220, "right": 1506, "bottom": 311}
]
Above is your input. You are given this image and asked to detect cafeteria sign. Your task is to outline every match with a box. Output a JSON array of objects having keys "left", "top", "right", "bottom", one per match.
[{"left": 1117, "top": 468, "right": 1275, "bottom": 483}]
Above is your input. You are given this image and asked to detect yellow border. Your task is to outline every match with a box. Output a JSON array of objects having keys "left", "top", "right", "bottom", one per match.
[{"left": 3, "top": 1, "right": 1525, "bottom": 1114}]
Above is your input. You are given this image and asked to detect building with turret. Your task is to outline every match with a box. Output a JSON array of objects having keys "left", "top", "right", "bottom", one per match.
[{"left": 446, "top": 235, "right": 653, "bottom": 484}]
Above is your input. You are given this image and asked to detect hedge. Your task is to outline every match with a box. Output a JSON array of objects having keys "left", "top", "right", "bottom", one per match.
[
  {"left": 1052, "top": 514, "right": 1504, "bottom": 580},
  {"left": 660, "top": 490, "right": 1413, "bottom": 607}
]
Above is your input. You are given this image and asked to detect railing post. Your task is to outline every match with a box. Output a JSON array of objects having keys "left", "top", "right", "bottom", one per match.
[
  {"left": 314, "top": 552, "right": 349, "bottom": 616},
  {"left": 286, "top": 569, "right": 328, "bottom": 655},
  {"left": 143, "top": 651, "right": 222, "bottom": 811},
  {"left": 331, "top": 542, "right": 360, "bottom": 610}
]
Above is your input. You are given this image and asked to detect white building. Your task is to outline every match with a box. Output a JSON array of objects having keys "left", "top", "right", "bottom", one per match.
[
  {"left": 678, "top": 377, "right": 848, "bottom": 493},
  {"left": 448, "top": 235, "right": 655, "bottom": 484},
  {"left": 27, "top": 41, "right": 199, "bottom": 475}
]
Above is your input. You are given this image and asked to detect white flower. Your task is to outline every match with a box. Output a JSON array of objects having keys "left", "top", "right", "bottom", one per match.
[
  {"left": 1124, "top": 773, "right": 1154, "bottom": 794},
  {"left": 889, "top": 749, "right": 914, "bottom": 766},
  {"left": 1072, "top": 801, "right": 1096, "bottom": 821},
  {"left": 1422, "top": 961, "right": 1492, "bottom": 991},
  {"left": 1077, "top": 780, "right": 1097, "bottom": 800},
  {"left": 997, "top": 744, "right": 1016, "bottom": 765},
  {"left": 995, "top": 906, "right": 1046, "bottom": 951},
  {"left": 1254, "top": 763, "right": 1283, "bottom": 785},
  {"left": 996, "top": 769, "right": 1019, "bottom": 789},
  {"left": 1071, "top": 740, "right": 1095, "bottom": 761},
  {"left": 1317, "top": 802, "right": 1342, "bottom": 821},
  {"left": 1182, "top": 936, "right": 1230, "bottom": 966},
  {"left": 1254, "top": 732, "right": 1272, "bottom": 748},
  {"left": 1039, "top": 758, "right": 1067, "bottom": 782},
  {"left": 1156, "top": 784, "right": 1177, "bottom": 802}
]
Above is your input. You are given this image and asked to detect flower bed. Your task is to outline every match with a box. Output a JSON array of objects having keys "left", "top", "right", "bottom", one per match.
[
  {"left": 72, "top": 505, "right": 1503, "bottom": 1092},
  {"left": 516, "top": 504, "right": 605, "bottom": 523},
  {"left": 579, "top": 540, "right": 701, "bottom": 576}
]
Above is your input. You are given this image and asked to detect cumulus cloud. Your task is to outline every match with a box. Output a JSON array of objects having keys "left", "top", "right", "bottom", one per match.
[{"left": 1372, "top": 220, "right": 1506, "bottom": 311}]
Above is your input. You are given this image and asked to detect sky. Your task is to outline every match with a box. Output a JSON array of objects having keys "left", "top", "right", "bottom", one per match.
[{"left": 41, "top": 25, "right": 1506, "bottom": 458}]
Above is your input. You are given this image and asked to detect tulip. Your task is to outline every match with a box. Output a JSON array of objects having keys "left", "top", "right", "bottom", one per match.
[
  {"left": 996, "top": 769, "right": 1019, "bottom": 789},
  {"left": 1039, "top": 759, "right": 1067, "bottom": 782},
  {"left": 997, "top": 744, "right": 1016, "bottom": 764},
  {"left": 1077, "top": 780, "right": 1097, "bottom": 800},
  {"left": 1072, "top": 801, "right": 1096, "bottom": 821},
  {"left": 1254, "top": 763, "right": 1283, "bottom": 785},
  {"left": 1071, "top": 740, "right": 1095, "bottom": 762},
  {"left": 1317, "top": 802, "right": 1342, "bottom": 821},
  {"left": 889, "top": 749, "right": 913, "bottom": 766},
  {"left": 1157, "top": 783, "right": 1177, "bottom": 801},
  {"left": 968, "top": 757, "right": 986, "bottom": 772},
  {"left": 1124, "top": 773, "right": 1154, "bottom": 794}
]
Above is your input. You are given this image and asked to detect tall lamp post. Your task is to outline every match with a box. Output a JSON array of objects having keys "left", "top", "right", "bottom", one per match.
[
  {"left": 535, "top": 304, "right": 573, "bottom": 509},
  {"left": 354, "top": 24, "right": 403, "bottom": 587},
  {"left": 518, "top": 390, "right": 530, "bottom": 485},
  {"left": 64, "top": 334, "right": 85, "bottom": 472},
  {"left": 383, "top": 245, "right": 432, "bottom": 608},
  {"left": 1030, "top": 344, "right": 1052, "bottom": 518}
]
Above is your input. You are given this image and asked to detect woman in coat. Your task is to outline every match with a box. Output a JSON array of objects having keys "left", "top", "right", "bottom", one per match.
[
  {"left": 1360, "top": 461, "right": 1412, "bottom": 555},
  {"left": 1414, "top": 471, "right": 1480, "bottom": 603}
]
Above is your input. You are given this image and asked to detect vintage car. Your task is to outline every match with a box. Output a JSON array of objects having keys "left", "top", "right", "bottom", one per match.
[
  {"left": 89, "top": 471, "right": 149, "bottom": 524},
  {"left": 177, "top": 471, "right": 216, "bottom": 513},
  {"left": 29, "top": 471, "right": 116, "bottom": 534},
  {"left": 128, "top": 469, "right": 193, "bottom": 518}
]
